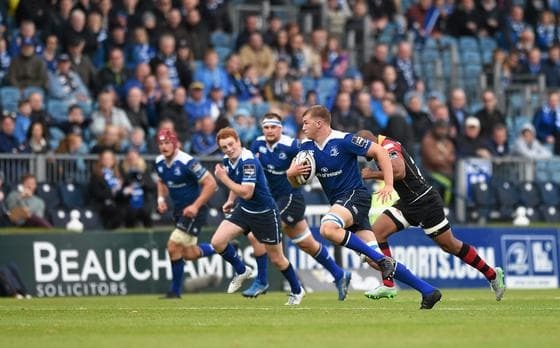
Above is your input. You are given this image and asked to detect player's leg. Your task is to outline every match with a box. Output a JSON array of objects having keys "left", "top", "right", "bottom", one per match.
[
  {"left": 211, "top": 218, "right": 254, "bottom": 293},
  {"left": 286, "top": 220, "right": 351, "bottom": 300},
  {"left": 163, "top": 234, "right": 188, "bottom": 299},
  {"left": 431, "top": 228, "right": 505, "bottom": 301},
  {"left": 242, "top": 233, "right": 269, "bottom": 298}
]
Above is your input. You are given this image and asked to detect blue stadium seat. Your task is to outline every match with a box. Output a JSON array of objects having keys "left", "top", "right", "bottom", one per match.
[
  {"left": 47, "top": 99, "right": 69, "bottom": 121},
  {"left": 539, "top": 205, "right": 560, "bottom": 223},
  {"left": 301, "top": 76, "right": 316, "bottom": 94},
  {"left": 79, "top": 208, "right": 103, "bottom": 231},
  {"left": 0, "top": 86, "right": 21, "bottom": 113},
  {"left": 252, "top": 102, "right": 270, "bottom": 118},
  {"left": 461, "top": 51, "right": 481, "bottom": 64},
  {"left": 316, "top": 78, "right": 338, "bottom": 99},
  {"left": 211, "top": 31, "right": 233, "bottom": 48},
  {"left": 459, "top": 37, "right": 478, "bottom": 51},
  {"left": 537, "top": 181, "right": 560, "bottom": 206},
  {"left": 48, "top": 208, "right": 71, "bottom": 228},
  {"left": 22, "top": 86, "right": 44, "bottom": 99},
  {"left": 58, "top": 182, "right": 85, "bottom": 209},
  {"left": 470, "top": 181, "right": 496, "bottom": 219},
  {"left": 215, "top": 46, "right": 232, "bottom": 63},
  {"left": 206, "top": 208, "right": 225, "bottom": 228},
  {"left": 518, "top": 181, "right": 541, "bottom": 207},
  {"left": 35, "top": 182, "right": 61, "bottom": 209},
  {"left": 495, "top": 180, "right": 521, "bottom": 219}
]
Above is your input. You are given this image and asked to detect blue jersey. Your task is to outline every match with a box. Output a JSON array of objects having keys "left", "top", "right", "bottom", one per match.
[
  {"left": 224, "top": 148, "right": 276, "bottom": 212},
  {"left": 251, "top": 135, "right": 301, "bottom": 198},
  {"left": 300, "top": 130, "right": 371, "bottom": 204},
  {"left": 155, "top": 151, "right": 208, "bottom": 214}
]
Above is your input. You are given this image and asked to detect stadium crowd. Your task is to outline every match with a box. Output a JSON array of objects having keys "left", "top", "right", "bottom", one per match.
[{"left": 1, "top": 0, "right": 560, "bottom": 229}]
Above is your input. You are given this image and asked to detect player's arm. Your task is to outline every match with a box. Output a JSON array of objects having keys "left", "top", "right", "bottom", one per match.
[
  {"left": 214, "top": 163, "right": 255, "bottom": 200},
  {"left": 364, "top": 142, "right": 394, "bottom": 203},
  {"left": 188, "top": 172, "right": 218, "bottom": 211},
  {"left": 362, "top": 153, "right": 405, "bottom": 180},
  {"left": 156, "top": 180, "right": 169, "bottom": 213}
]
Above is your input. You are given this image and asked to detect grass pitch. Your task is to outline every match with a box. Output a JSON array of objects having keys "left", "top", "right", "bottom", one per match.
[{"left": 1, "top": 289, "right": 559, "bottom": 348}]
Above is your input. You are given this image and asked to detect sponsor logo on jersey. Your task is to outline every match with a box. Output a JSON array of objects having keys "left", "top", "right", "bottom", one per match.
[
  {"left": 330, "top": 146, "right": 339, "bottom": 157},
  {"left": 351, "top": 135, "right": 367, "bottom": 147},
  {"left": 243, "top": 164, "right": 256, "bottom": 177}
]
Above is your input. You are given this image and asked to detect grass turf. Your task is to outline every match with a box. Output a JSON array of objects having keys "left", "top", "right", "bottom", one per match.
[{"left": 1, "top": 289, "right": 559, "bottom": 348}]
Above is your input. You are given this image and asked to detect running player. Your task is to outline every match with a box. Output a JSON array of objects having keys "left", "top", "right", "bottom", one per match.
[
  {"left": 358, "top": 129, "right": 506, "bottom": 301},
  {"left": 287, "top": 105, "right": 442, "bottom": 309},
  {"left": 212, "top": 127, "right": 305, "bottom": 305},
  {"left": 243, "top": 113, "right": 352, "bottom": 300},
  {"left": 155, "top": 128, "right": 218, "bottom": 298}
]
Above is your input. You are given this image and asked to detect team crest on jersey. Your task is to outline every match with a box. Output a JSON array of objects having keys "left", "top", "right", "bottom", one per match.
[
  {"left": 243, "top": 164, "right": 256, "bottom": 177},
  {"left": 189, "top": 161, "right": 203, "bottom": 173},
  {"left": 173, "top": 166, "right": 181, "bottom": 176},
  {"left": 351, "top": 135, "right": 367, "bottom": 147},
  {"left": 259, "top": 146, "right": 267, "bottom": 154},
  {"left": 279, "top": 152, "right": 287, "bottom": 159},
  {"left": 157, "top": 166, "right": 163, "bottom": 173},
  {"left": 330, "top": 146, "right": 339, "bottom": 157}
]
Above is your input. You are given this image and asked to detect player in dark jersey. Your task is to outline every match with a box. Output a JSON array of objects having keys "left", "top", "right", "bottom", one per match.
[
  {"left": 154, "top": 129, "right": 218, "bottom": 298},
  {"left": 287, "top": 105, "right": 442, "bottom": 309},
  {"left": 358, "top": 130, "right": 505, "bottom": 301},
  {"left": 212, "top": 127, "right": 305, "bottom": 305},
  {"left": 243, "top": 113, "right": 351, "bottom": 300}
]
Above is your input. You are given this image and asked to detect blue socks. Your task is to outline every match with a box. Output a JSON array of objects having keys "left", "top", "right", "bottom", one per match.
[
  {"left": 170, "top": 259, "right": 184, "bottom": 295},
  {"left": 255, "top": 253, "right": 269, "bottom": 284},
  {"left": 281, "top": 263, "right": 302, "bottom": 294},
  {"left": 314, "top": 244, "right": 344, "bottom": 281},
  {"left": 394, "top": 262, "right": 436, "bottom": 295},
  {"left": 199, "top": 243, "right": 215, "bottom": 257},
  {"left": 219, "top": 243, "right": 247, "bottom": 275},
  {"left": 341, "top": 231, "right": 384, "bottom": 263}
]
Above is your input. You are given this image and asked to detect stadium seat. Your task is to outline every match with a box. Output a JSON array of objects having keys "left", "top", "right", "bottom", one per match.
[
  {"left": 252, "top": 102, "right": 270, "bottom": 118},
  {"left": 211, "top": 31, "right": 232, "bottom": 48},
  {"left": 215, "top": 46, "right": 232, "bottom": 63},
  {"left": 47, "top": 99, "right": 69, "bottom": 121},
  {"left": 461, "top": 51, "right": 481, "bottom": 65},
  {"left": 22, "top": 86, "right": 45, "bottom": 99},
  {"left": 537, "top": 181, "right": 560, "bottom": 206},
  {"left": 539, "top": 205, "right": 560, "bottom": 223},
  {"left": 206, "top": 208, "right": 225, "bottom": 228},
  {"left": 58, "top": 182, "right": 85, "bottom": 209},
  {"left": 518, "top": 181, "right": 541, "bottom": 207},
  {"left": 301, "top": 76, "right": 316, "bottom": 94},
  {"left": 459, "top": 37, "right": 478, "bottom": 51},
  {"left": 49, "top": 208, "right": 71, "bottom": 228},
  {"left": 495, "top": 180, "right": 521, "bottom": 219},
  {"left": 0, "top": 86, "right": 20, "bottom": 113},
  {"left": 469, "top": 181, "right": 495, "bottom": 220},
  {"left": 35, "top": 182, "right": 61, "bottom": 210},
  {"left": 79, "top": 208, "right": 103, "bottom": 231}
]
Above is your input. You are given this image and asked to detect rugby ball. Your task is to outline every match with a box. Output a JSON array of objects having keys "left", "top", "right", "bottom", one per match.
[{"left": 294, "top": 150, "right": 316, "bottom": 185}]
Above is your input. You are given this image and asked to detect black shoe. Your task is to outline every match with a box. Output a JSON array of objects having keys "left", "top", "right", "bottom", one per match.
[
  {"left": 160, "top": 292, "right": 181, "bottom": 299},
  {"left": 420, "top": 289, "right": 442, "bottom": 309},
  {"left": 377, "top": 256, "right": 396, "bottom": 280}
]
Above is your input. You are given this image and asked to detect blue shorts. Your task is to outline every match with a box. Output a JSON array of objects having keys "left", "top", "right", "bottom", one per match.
[
  {"left": 174, "top": 206, "right": 208, "bottom": 237},
  {"left": 333, "top": 189, "right": 372, "bottom": 232},
  {"left": 277, "top": 193, "right": 306, "bottom": 226},
  {"left": 227, "top": 207, "right": 282, "bottom": 245}
]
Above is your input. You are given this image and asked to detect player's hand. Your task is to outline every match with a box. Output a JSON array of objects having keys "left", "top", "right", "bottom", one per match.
[
  {"left": 361, "top": 167, "right": 375, "bottom": 180},
  {"left": 377, "top": 184, "right": 394, "bottom": 204},
  {"left": 286, "top": 160, "right": 311, "bottom": 178},
  {"left": 222, "top": 200, "right": 234, "bottom": 213},
  {"left": 214, "top": 164, "right": 227, "bottom": 182},
  {"left": 183, "top": 204, "right": 198, "bottom": 218},
  {"left": 157, "top": 200, "right": 168, "bottom": 213}
]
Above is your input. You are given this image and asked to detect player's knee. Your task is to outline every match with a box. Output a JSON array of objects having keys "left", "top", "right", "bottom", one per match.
[
  {"left": 210, "top": 235, "right": 226, "bottom": 253},
  {"left": 320, "top": 213, "right": 344, "bottom": 240}
]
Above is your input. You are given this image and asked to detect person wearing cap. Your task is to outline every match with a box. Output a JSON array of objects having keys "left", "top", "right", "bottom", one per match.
[
  {"left": 512, "top": 123, "right": 552, "bottom": 159},
  {"left": 456, "top": 116, "right": 492, "bottom": 158},
  {"left": 47, "top": 53, "right": 91, "bottom": 106},
  {"left": 6, "top": 36, "right": 48, "bottom": 90},
  {"left": 185, "top": 81, "right": 212, "bottom": 122},
  {"left": 193, "top": 48, "right": 230, "bottom": 96},
  {"left": 154, "top": 128, "right": 218, "bottom": 298}
]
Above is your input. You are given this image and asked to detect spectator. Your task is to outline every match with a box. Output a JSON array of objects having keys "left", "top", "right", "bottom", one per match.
[
  {"left": 85, "top": 10, "right": 107, "bottom": 64},
  {"left": 61, "top": 9, "right": 90, "bottom": 53},
  {"left": 262, "top": 14, "right": 283, "bottom": 47},
  {"left": 331, "top": 92, "right": 361, "bottom": 133},
  {"left": 499, "top": 5, "right": 528, "bottom": 50},
  {"left": 405, "top": 92, "right": 432, "bottom": 143},
  {"left": 126, "top": 26, "right": 156, "bottom": 70},
  {"left": 284, "top": 80, "right": 306, "bottom": 109},
  {"left": 447, "top": 0, "right": 480, "bottom": 37},
  {"left": 263, "top": 59, "right": 292, "bottom": 103},
  {"left": 123, "top": 87, "right": 149, "bottom": 134},
  {"left": 474, "top": 90, "right": 506, "bottom": 138},
  {"left": 225, "top": 53, "right": 244, "bottom": 97},
  {"left": 175, "top": 39, "right": 194, "bottom": 90},
  {"left": 67, "top": 36, "right": 98, "bottom": 96},
  {"left": 6, "top": 38, "right": 48, "bottom": 90},
  {"left": 191, "top": 116, "right": 220, "bottom": 156},
  {"left": 448, "top": 88, "right": 469, "bottom": 135},
  {"left": 368, "top": 80, "right": 389, "bottom": 129},
  {"left": 0, "top": 37, "right": 10, "bottom": 83},
  {"left": 88, "top": 150, "right": 125, "bottom": 229},
  {"left": 235, "top": 14, "right": 260, "bottom": 51},
  {"left": 90, "top": 124, "right": 124, "bottom": 154},
  {"left": 353, "top": 91, "right": 383, "bottom": 134},
  {"left": 406, "top": 0, "right": 432, "bottom": 39},
  {"left": 163, "top": 8, "right": 188, "bottom": 45},
  {"left": 28, "top": 92, "right": 52, "bottom": 126},
  {"left": 521, "top": 47, "right": 543, "bottom": 76},
  {"left": 185, "top": 81, "right": 212, "bottom": 124},
  {"left": 41, "top": 34, "right": 59, "bottom": 73},
  {"left": 125, "top": 127, "right": 149, "bottom": 154},
  {"left": 24, "top": 121, "right": 49, "bottom": 154},
  {"left": 184, "top": 9, "right": 210, "bottom": 60},
  {"left": 512, "top": 123, "right": 552, "bottom": 159},
  {"left": 119, "top": 149, "right": 155, "bottom": 228},
  {"left": 321, "top": 36, "right": 349, "bottom": 79},
  {"left": 90, "top": 90, "right": 132, "bottom": 138},
  {"left": 382, "top": 65, "right": 407, "bottom": 103},
  {"left": 393, "top": 41, "right": 418, "bottom": 94},
  {"left": 382, "top": 97, "right": 415, "bottom": 154},
  {"left": 52, "top": 104, "right": 92, "bottom": 140},
  {"left": 487, "top": 124, "right": 510, "bottom": 157},
  {"left": 271, "top": 29, "right": 291, "bottom": 63},
  {"left": 14, "top": 100, "right": 32, "bottom": 145},
  {"left": 0, "top": 116, "right": 27, "bottom": 153},
  {"left": 288, "top": 33, "right": 321, "bottom": 78},
  {"left": 456, "top": 116, "right": 492, "bottom": 158},
  {"left": 208, "top": 85, "right": 225, "bottom": 121},
  {"left": 98, "top": 48, "right": 130, "bottom": 100},
  {"left": 200, "top": 0, "right": 233, "bottom": 33},
  {"left": 215, "top": 95, "right": 239, "bottom": 132},
  {"left": 361, "top": 43, "right": 389, "bottom": 85},
  {"left": 8, "top": 20, "right": 44, "bottom": 57},
  {"left": 239, "top": 32, "right": 275, "bottom": 79},
  {"left": 344, "top": 0, "right": 369, "bottom": 54},
  {"left": 532, "top": 91, "right": 560, "bottom": 146},
  {"left": 478, "top": 0, "right": 501, "bottom": 36},
  {"left": 150, "top": 34, "right": 181, "bottom": 89},
  {"left": 421, "top": 120, "right": 456, "bottom": 206},
  {"left": 238, "top": 65, "right": 263, "bottom": 103},
  {"left": 325, "top": 0, "right": 352, "bottom": 41},
  {"left": 47, "top": 54, "right": 91, "bottom": 107},
  {"left": 542, "top": 45, "right": 560, "bottom": 88},
  {"left": 5, "top": 174, "right": 52, "bottom": 228},
  {"left": 232, "top": 108, "right": 258, "bottom": 146},
  {"left": 159, "top": 86, "right": 191, "bottom": 144},
  {"left": 194, "top": 49, "right": 230, "bottom": 96},
  {"left": 535, "top": 10, "right": 558, "bottom": 51}
]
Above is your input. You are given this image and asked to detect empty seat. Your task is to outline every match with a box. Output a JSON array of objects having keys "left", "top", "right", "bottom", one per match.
[
  {"left": 495, "top": 180, "right": 521, "bottom": 219},
  {"left": 35, "top": 182, "right": 61, "bottom": 209},
  {"left": 539, "top": 205, "right": 560, "bottom": 223},
  {"left": 79, "top": 208, "right": 103, "bottom": 231},
  {"left": 537, "top": 181, "right": 560, "bottom": 205},
  {"left": 211, "top": 31, "right": 232, "bottom": 48},
  {"left": 58, "top": 182, "right": 85, "bottom": 209},
  {"left": 0, "top": 86, "right": 21, "bottom": 113},
  {"left": 518, "top": 181, "right": 541, "bottom": 207},
  {"left": 49, "top": 208, "right": 71, "bottom": 228},
  {"left": 47, "top": 99, "right": 69, "bottom": 121}
]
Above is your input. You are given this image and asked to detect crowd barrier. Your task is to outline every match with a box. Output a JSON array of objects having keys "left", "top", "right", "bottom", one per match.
[{"left": 0, "top": 225, "right": 557, "bottom": 297}]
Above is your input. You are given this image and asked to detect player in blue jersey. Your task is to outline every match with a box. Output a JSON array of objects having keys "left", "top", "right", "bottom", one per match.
[
  {"left": 243, "top": 112, "right": 351, "bottom": 300},
  {"left": 212, "top": 127, "right": 305, "bottom": 305},
  {"left": 287, "top": 105, "right": 442, "bottom": 309},
  {"left": 155, "top": 129, "right": 218, "bottom": 298}
]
